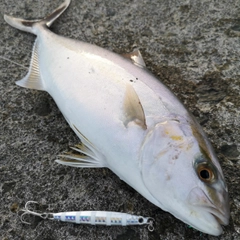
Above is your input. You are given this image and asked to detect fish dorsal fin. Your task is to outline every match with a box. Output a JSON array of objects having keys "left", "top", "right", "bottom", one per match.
[
  {"left": 123, "top": 83, "right": 147, "bottom": 129},
  {"left": 56, "top": 124, "right": 107, "bottom": 168},
  {"left": 122, "top": 49, "right": 146, "bottom": 68},
  {"left": 16, "top": 40, "right": 45, "bottom": 90}
]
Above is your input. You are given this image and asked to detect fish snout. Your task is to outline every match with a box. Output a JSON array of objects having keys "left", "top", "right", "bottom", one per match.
[{"left": 187, "top": 186, "right": 230, "bottom": 226}]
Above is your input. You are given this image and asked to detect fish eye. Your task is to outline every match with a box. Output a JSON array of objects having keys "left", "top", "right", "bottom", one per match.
[{"left": 197, "top": 165, "right": 214, "bottom": 182}]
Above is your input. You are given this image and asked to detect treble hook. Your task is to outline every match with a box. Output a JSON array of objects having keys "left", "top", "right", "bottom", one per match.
[{"left": 20, "top": 201, "right": 53, "bottom": 225}]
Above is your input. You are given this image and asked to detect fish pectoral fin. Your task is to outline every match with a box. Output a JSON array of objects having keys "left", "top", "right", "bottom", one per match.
[
  {"left": 122, "top": 49, "right": 146, "bottom": 68},
  {"left": 123, "top": 83, "right": 147, "bottom": 129},
  {"left": 56, "top": 124, "right": 106, "bottom": 168},
  {"left": 16, "top": 40, "right": 45, "bottom": 91}
]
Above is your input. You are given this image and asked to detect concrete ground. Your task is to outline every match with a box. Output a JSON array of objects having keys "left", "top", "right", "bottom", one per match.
[{"left": 0, "top": 0, "right": 239, "bottom": 239}]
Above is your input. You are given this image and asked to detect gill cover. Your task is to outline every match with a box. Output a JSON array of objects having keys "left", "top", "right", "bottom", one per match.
[{"left": 140, "top": 117, "right": 195, "bottom": 211}]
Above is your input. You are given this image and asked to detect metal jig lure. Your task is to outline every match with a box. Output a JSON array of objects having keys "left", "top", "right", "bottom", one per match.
[{"left": 20, "top": 201, "right": 154, "bottom": 232}]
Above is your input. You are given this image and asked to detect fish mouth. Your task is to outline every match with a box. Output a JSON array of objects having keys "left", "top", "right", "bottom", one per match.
[
  {"left": 208, "top": 204, "right": 229, "bottom": 226},
  {"left": 178, "top": 203, "right": 228, "bottom": 236},
  {"left": 205, "top": 190, "right": 230, "bottom": 227},
  {"left": 187, "top": 215, "right": 221, "bottom": 236},
  {"left": 190, "top": 205, "right": 229, "bottom": 236},
  {"left": 204, "top": 206, "right": 229, "bottom": 226},
  {"left": 187, "top": 187, "right": 229, "bottom": 235}
]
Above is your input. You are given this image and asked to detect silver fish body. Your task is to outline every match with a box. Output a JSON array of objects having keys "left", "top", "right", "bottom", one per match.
[{"left": 4, "top": 0, "right": 229, "bottom": 236}]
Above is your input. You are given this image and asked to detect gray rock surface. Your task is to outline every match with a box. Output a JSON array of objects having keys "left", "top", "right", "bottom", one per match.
[{"left": 0, "top": 0, "right": 239, "bottom": 239}]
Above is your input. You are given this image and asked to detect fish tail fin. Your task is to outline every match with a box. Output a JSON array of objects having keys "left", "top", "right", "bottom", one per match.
[
  {"left": 4, "top": 0, "right": 71, "bottom": 91},
  {"left": 4, "top": 0, "right": 71, "bottom": 35}
]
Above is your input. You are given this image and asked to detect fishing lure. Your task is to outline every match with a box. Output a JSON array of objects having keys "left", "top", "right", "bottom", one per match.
[{"left": 20, "top": 201, "right": 154, "bottom": 231}]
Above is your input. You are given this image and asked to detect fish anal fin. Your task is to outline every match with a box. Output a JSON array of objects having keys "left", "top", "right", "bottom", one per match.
[
  {"left": 16, "top": 40, "right": 45, "bottom": 91},
  {"left": 122, "top": 49, "right": 146, "bottom": 68},
  {"left": 123, "top": 83, "right": 147, "bottom": 129}
]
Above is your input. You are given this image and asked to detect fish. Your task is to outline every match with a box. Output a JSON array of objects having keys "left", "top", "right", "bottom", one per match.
[{"left": 4, "top": 0, "right": 229, "bottom": 236}]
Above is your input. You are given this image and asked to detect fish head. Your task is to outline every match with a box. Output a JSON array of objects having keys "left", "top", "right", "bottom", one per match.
[{"left": 140, "top": 117, "right": 229, "bottom": 236}]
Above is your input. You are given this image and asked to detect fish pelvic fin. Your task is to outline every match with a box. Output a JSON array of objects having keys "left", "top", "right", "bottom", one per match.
[
  {"left": 56, "top": 145, "right": 105, "bottom": 168},
  {"left": 56, "top": 124, "right": 107, "bottom": 168},
  {"left": 4, "top": 0, "right": 71, "bottom": 35}
]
